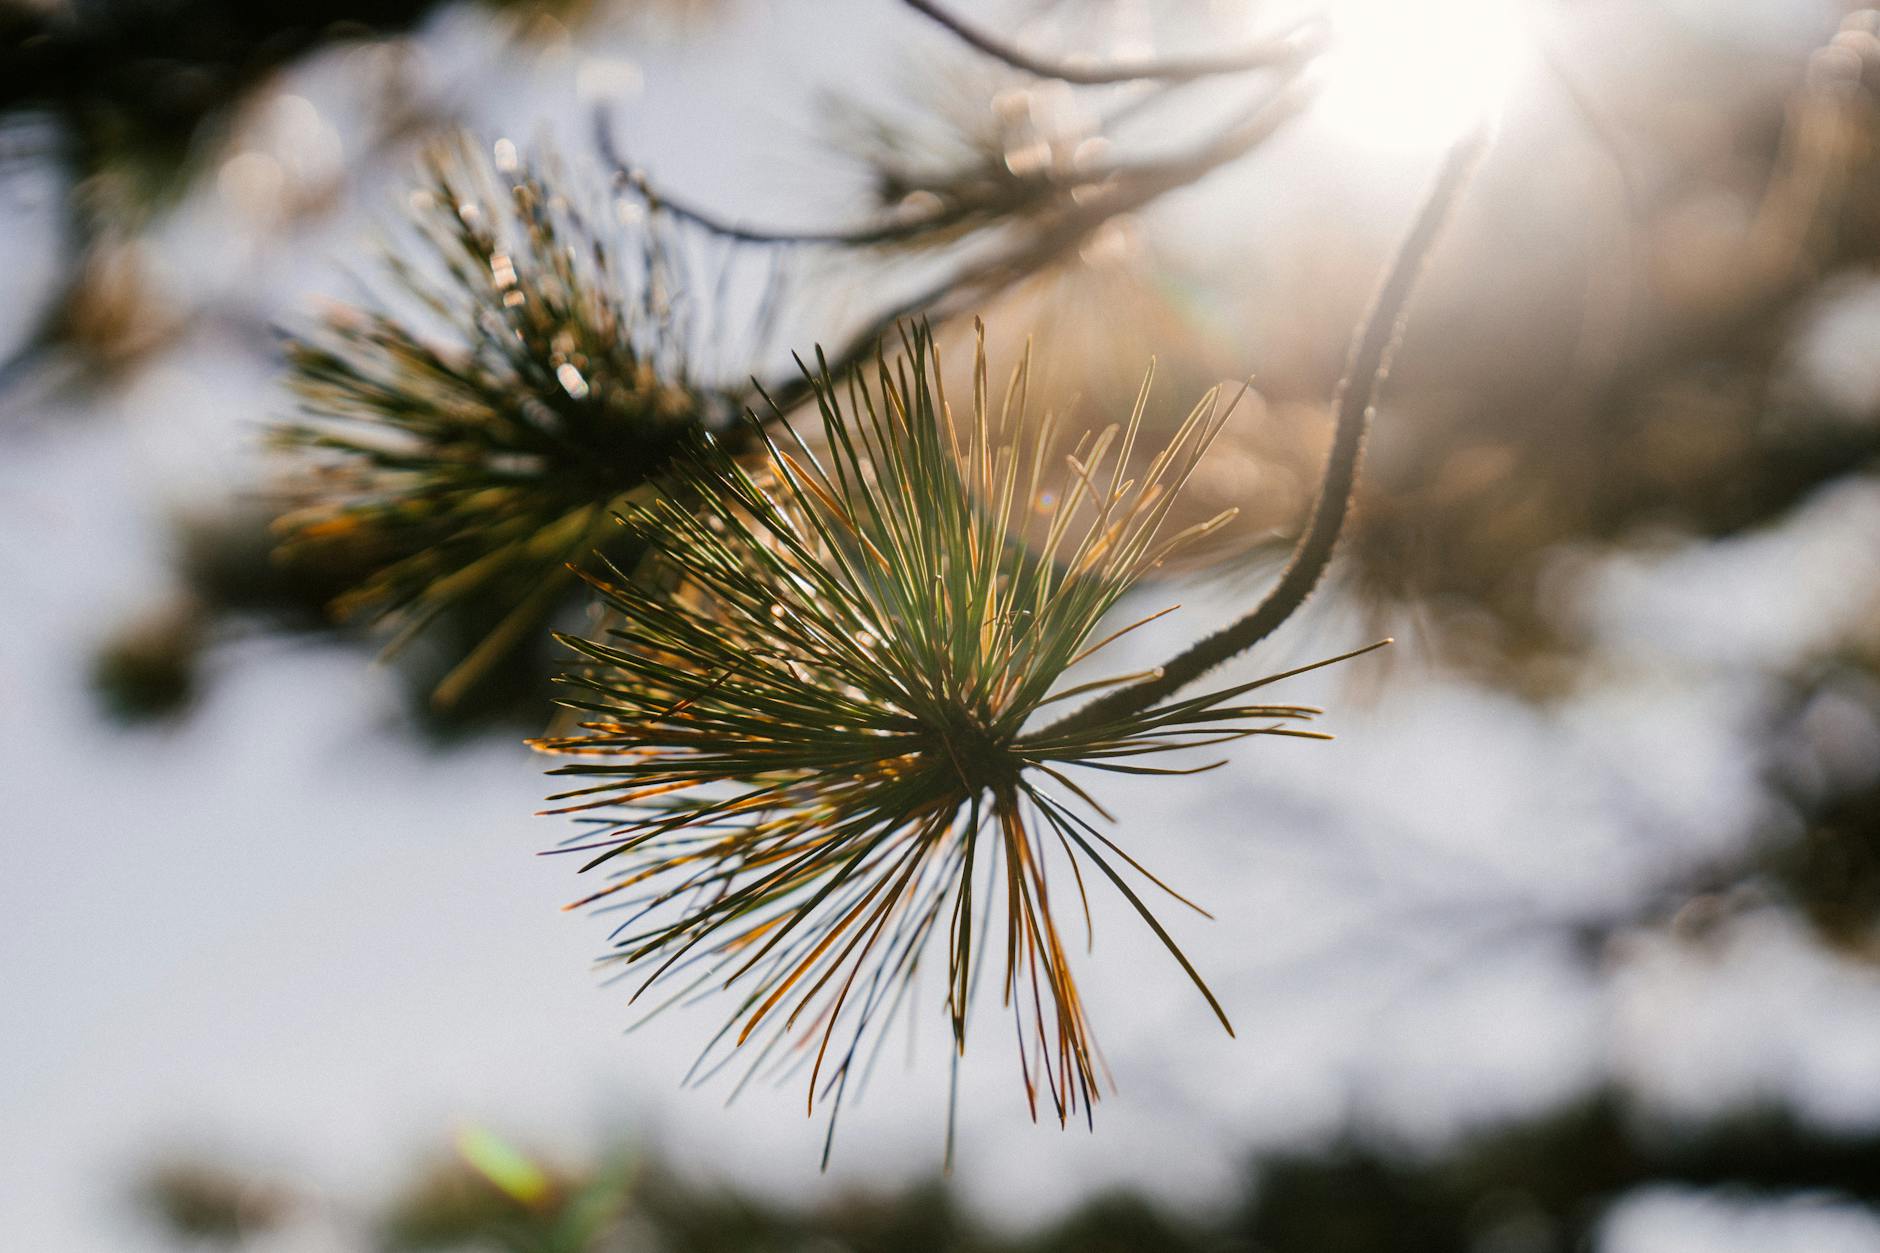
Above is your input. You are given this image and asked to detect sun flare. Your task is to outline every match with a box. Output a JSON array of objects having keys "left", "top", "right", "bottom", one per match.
[{"left": 1310, "top": 0, "right": 1526, "bottom": 150}]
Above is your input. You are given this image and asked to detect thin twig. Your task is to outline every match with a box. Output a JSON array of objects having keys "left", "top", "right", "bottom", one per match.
[
  {"left": 900, "top": 0, "right": 1322, "bottom": 86},
  {"left": 597, "top": 112, "right": 962, "bottom": 248},
  {"left": 1034, "top": 122, "right": 1494, "bottom": 739},
  {"left": 601, "top": 69, "right": 1310, "bottom": 436},
  {"left": 745, "top": 77, "right": 1314, "bottom": 422},
  {"left": 595, "top": 69, "right": 1304, "bottom": 255},
  {"left": 591, "top": 4, "right": 1321, "bottom": 255}
]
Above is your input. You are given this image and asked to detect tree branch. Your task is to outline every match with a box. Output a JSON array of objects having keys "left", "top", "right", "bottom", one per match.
[
  {"left": 595, "top": 70, "right": 1305, "bottom": 255},
  {"left": 744, "top": 77, "right": 1314, "bottom": 421},
  {"left": 1034, "top": 122, "right": 1494, "bottom": 739},
  {"left": 597, "top": 112, "right": 966, "bottom": 248},
  {"left": 900, "top": 0, "right": 1322, "bottom": 86}
]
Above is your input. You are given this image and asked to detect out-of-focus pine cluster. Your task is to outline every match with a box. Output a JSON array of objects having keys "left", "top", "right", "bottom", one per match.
[
  {"left": 273, "top": 136, "right": 716, "bottom": 706},
  {"left": 828, "top": 70, "right": 1100, "bottom": 251}
]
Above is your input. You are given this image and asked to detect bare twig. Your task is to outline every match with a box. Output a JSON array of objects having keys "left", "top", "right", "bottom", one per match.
[
  {"left": 597, "top": 112, "right": 967, "bottom": 248},
  {"left": 591, "top": 2, "right": 1323, "bottom": 260},
  {"left": 746, "top": 77, "right": 1315, "bottom": 420},
  {"left": 1035, "top": 122, "right": 1494, "bottom": 739},
  {"left": 900, "top": 0, "right": 1322, "bottom": 86},
  {"left": 597, "top": 74, "right": 1314, "bottom": 430},
  {"left": 596, "top": 71, "right": 1299, "bottom": 255}
]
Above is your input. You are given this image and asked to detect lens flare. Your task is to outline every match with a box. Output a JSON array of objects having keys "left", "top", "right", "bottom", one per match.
[{"left": 1312, "top": 0, "right": 1524, "bottom": 150}]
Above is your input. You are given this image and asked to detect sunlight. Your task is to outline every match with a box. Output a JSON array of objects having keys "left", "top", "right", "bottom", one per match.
[{"left": 1310, "top": 0, "right": 1525, "bottom": 150}]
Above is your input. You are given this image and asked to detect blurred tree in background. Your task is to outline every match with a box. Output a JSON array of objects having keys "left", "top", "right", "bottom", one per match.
[
  {"left": 9, "top": 0, "right": 1880, "bottom": 1248},
  {"left": 130, "top": 1099, "right": 1880, "bottom": 1251}
]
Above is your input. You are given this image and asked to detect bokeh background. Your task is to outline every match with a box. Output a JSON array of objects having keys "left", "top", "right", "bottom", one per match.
[{"left": 7, "top": 1, "right": 1880, "bottom": 1249}]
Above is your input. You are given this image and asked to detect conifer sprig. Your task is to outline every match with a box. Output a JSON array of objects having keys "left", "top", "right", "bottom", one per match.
[
  {"left": 532, "top": 324, "right": 1372, "bottom": 1159},
  {"left": 272, "top": 137, "right": 711, "bottom": 706}
]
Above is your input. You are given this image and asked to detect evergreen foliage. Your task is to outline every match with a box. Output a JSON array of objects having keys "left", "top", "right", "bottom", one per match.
[
  {"left": 532, "top": 325, "right": 1371, "bottom": 1155},
  {"left": 274, "top": 138, "right": 713, "bottom": 706}
]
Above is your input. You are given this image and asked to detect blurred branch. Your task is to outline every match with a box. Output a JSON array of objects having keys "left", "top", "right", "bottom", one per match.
[
  {"left": 578, "top": 0, "right": 1362, "bottom": 449},
  {"left": 597, "top": 74, "right": 1303, "bottom": 252},
  {"left": 749, "top": 75, "right": 1315, "bottom": 417},
  {"left": 597, "top": 110, "right": 1007, "bottom": 247},
  {"left": 600, "top": 69, "right": 1313, "bottom": 425},
  {"left": 136, "top": 1093, "right": 1880, "bottom": 1252},
  {"left": 899, "top": 0, "right": 1321, "bottom": 86},
  {"left": 1041, "top": 121, "right": 1493, "bottom": 737}
]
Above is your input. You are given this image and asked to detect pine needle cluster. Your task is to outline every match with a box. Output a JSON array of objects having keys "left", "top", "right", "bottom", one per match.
[
  {"left": 533, "top": 325, "right": 1357, "bottom": 1157},
  {"left": 272, "top": 136, "right": 711, "bottom": 705}
]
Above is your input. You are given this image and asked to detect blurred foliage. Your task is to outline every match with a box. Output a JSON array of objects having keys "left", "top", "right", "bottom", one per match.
[
  {"left": 0, "top": 0, "right": 718, "bottom": 390},
  {"left": 385, "top": 1132, "right": 631, "bottom": 1251},
  {"left": 0, "top": 0, "right": 576, "bottom": 217},
  {"left": 1336, "top": 14, "right": 1880, "bottom": 686},
  {"left": 88, "top": 503, "right": 573, "bottom": 732},
  {"left": 137, "top": 1158, "right": 296, "bottom": 1244},
  {"left": 89, "top": 594, "right": 207, "bottom": 722},
  {"left": 39, "top": 1, "right": 1880, "bottom": 1238},
  {"left": 1753, "top": 652, "right": 1880, "bottom": 955},
  {"left": 1769, "top": 771, "right": 1880, "bottom": 955},
  {"left": 825, "top": 68, "right": 1104, "bottom": 252},
  {"left": 0, "top": 1, "right": 447, "bottom": 392},
  {"left": 140, "top": 1092, "right": 1880, "bottom": 1252},
  {"left": 153, "top": 504, "right": 571, "bottom": 726},
  {"left": 1237, "top": 1090, "right": 1880, "bottom": 1253},
  {"left": 273, "top": 135, "right": 716, "bottom": 711}
]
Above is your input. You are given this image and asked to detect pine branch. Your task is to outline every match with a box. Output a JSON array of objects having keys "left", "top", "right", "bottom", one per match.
[
  {"left": 1036, "top": 122, "right": 1494, "bottom": 739},
  {"left": 900, "top": 0, "right": 1322, "bottom": 86},
  {"left": 596, "top": 65, "right": 1309, "bottom": 255},
  {"left": 597, "top": 112, "right": 967, "bottom": 249},
  {"left": 739, "top": 74, "right": 1315, "bottom": 422},
  {"left": 536, "top": 324, "right": 1361, "bottom": 1156},
  {"left": 271, "top": 137, "right": 714, "bottom": 707}
]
